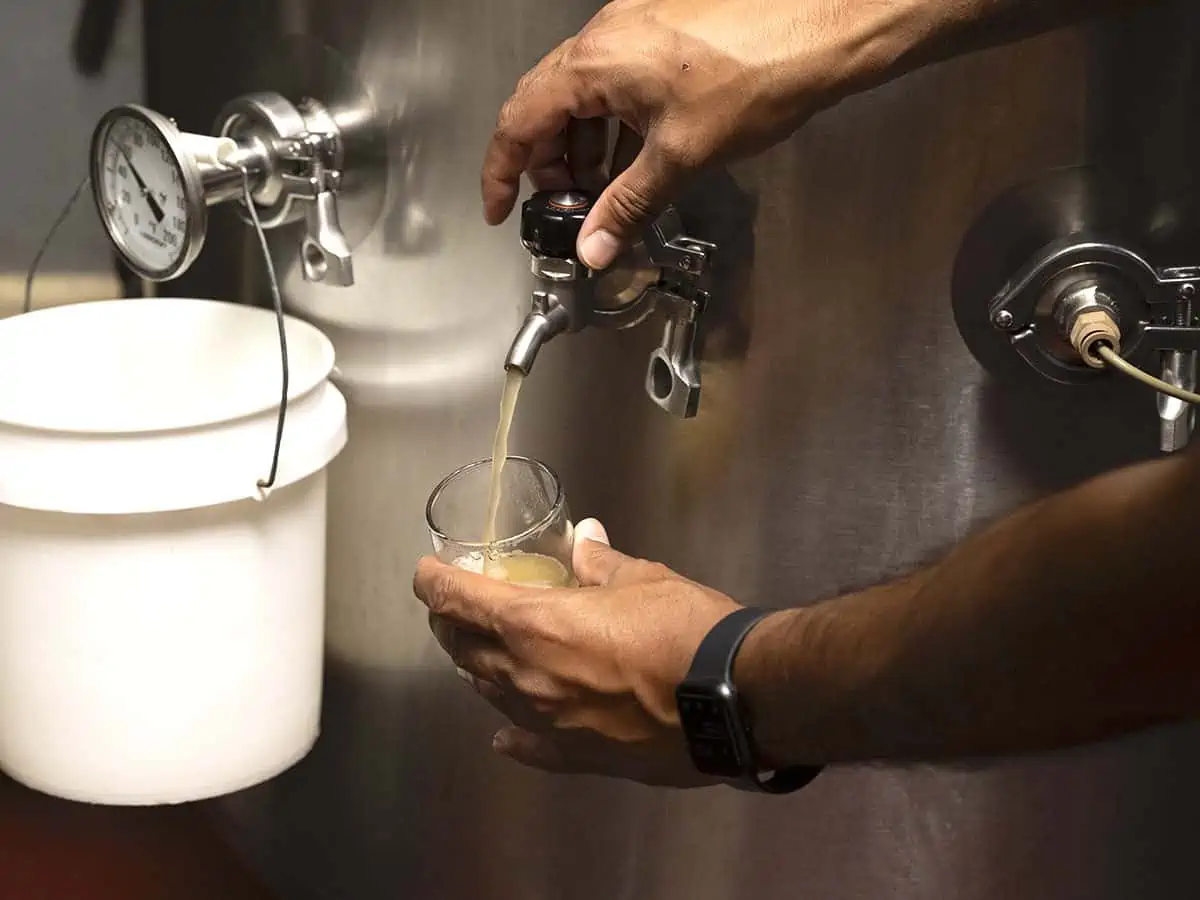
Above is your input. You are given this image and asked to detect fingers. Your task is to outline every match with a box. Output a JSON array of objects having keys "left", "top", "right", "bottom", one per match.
[
  {"left": 429, "top": 612, "right": 513, "bottom": 682},
  {"left": 577, "top": 142, "right": 686, "bottom": 270},
  {"left": 492, "top": 726, "right": 716, "bottom": 787},
  {"left": 609, "top": 121, "right": 643, "bottom": 179},
  {"left": 481, "top": 55, "right": 606, "bottom": 226},
  {"left": 525, "top": 132, "right": 572, "bottom": 193},
  {"left": 526, "top": 116, "right": 609, "bottom": 195},
  {"left": 481, "top": 36, "right": 690, "bottom": 269},
  {"left": 434, "top": 616, "right": 555, "bottom": 732},
  {"left": 566, "top": 117, "right": 610, "bottom": 194},
  {"left": 459, "top": 672, "right": 556, "bottom": 733},
  {"left": 492, "top": 726, "right": 584, "bottom": 774},
  {"left": 481, "top": 89, "right": 570, "bottom": 223},
  {"left": 413, "top": 556, "right": 523, "bottom": 632}
]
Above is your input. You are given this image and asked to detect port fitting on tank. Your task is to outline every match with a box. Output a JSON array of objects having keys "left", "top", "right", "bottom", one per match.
[
  {"left": 215, "top": 93, "right": 361, "bottom": 287},
  {"left": 1054, "top": 285, "right": 1122, "bottom": 367},
  {"left": 952, "top": 176, "right": 1200, "bottom": 453},
  {"left": 505, "top": 189, "right": 718, "bottom": 418}
]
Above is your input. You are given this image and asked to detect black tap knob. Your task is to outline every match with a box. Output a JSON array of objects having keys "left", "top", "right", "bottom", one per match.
[{"left": 520, "top": 190, "right": 594, "bottom": 259}]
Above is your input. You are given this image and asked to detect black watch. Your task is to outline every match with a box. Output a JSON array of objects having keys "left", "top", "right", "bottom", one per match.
[{"left": 675, "top": 607, "right": 824, "bottom": 794}]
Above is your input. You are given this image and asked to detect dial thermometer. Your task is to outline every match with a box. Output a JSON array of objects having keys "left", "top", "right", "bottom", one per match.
[
  {"left": 87, "top": 93, "right": 360, "bottom": 288},
  {"left": 89, "top": 104, "right": 230, "bottom": 282}
]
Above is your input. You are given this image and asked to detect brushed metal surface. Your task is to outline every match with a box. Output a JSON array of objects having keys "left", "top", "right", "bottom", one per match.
[{"left": 143, "top": 2, "right": 1200, "bottom": 898}]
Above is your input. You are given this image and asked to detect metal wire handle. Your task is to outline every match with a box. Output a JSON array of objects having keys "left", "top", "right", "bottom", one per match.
[
  {"left": 23, "top": 171, "right": 292, "bottom": 498},
  {"left": 238, "top": 166, "right": 290, "bottom": 496},
  {"left": 24, "top": 175, "right": 90, "bottom": 316}
]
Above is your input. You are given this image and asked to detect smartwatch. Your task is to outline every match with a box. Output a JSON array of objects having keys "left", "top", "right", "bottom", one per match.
[{"left": 675, "top": 606, "right": 824, "bottom": 794}]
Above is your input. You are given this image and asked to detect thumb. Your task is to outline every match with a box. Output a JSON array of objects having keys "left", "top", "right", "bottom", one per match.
[
  {"left": 573, "top": 517, "right": 610, "bottom": 548},
  {"left": 576, "top": 143, "right": 683, "bottom": 270},
  {"left": 571, "top": 517, "right": 630, "bottom": 587}
]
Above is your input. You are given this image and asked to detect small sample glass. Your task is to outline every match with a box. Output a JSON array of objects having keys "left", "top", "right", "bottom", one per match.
[{"left": 425, "top": 455, "right": 575, "bottom": 588}]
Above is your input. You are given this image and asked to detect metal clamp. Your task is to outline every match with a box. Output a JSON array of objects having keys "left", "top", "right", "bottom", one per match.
[
  {"left": 594, "top": 208, "right": 716, "bottom": 417},
  {"left": 278, "top": 131, "right": 354, "bottom": 285},
  {"left": 646, "top": 291, "right": 706, "bottom": 418},
  {"left": 992, "top": 239, "right": 1200, "bottom": 452},
  {"left": 986, "top": 239, "right": 1199, "bottom": 371},
  {"left": 216, "top": 92, "right": 355, "bottom": 287},
  {"left": 647, "top": 207, "right": 712, "bottom": 277}
]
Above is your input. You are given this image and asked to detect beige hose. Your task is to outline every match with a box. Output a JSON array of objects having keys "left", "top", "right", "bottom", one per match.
[{"left": 1093, "top": 343, "right": 1200, "bottom": 405}]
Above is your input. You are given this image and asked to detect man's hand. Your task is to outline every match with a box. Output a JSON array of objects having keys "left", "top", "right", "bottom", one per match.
[
  {"left": 482, "top": 0, "right": 1144, "bottom": 269},
  {"left": 481, "top": 0, "right": 930, "bottom": 269},
  {"left": 412, "top": 519, "right": 740, "bottom": 786}
]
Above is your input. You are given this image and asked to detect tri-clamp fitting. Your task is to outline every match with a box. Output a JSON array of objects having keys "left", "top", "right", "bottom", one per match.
[
  {"left": 965, "top": 236, "right": 1200, "bottom": 452},
  {"left": 214, "top": 92, "right": 356, "bottom": 286},
  {"left": 504, "top": 189, "right": 717, "bottom": 418},
  {"left": 950, "top": 167, "right": 1200, "bottom": 453}
]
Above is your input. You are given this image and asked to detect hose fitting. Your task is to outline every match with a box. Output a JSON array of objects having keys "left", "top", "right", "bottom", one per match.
[
  {"left": 1052, "top": 284, "right": 1122, "bottom": 368},
  {"left": 1069, "top": 308, "right": 1122, "bottom": 368}
]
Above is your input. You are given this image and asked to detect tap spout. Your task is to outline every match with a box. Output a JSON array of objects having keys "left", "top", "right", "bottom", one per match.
[{"left": 504, "top": 299, "right": 572, "bottom": 375}]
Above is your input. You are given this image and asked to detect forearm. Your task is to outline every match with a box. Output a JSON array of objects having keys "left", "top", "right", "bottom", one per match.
[
  {"left": 916, "top": 0, "right": 1150, "bottom": 57},
  {"left": 821, "top": 0, "right": 1161, "bottom": 102},
  {"left": 737, "top": 451, "right": 1200, "bottom": 767}
]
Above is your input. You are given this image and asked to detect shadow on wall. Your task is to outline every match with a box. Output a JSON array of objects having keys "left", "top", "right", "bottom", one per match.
[
  {"left": 0, "top": 0, "right": 142, "bottom": 310},
  {"left": 977, "top": 375, "right": 1156, "bottom": 494}
]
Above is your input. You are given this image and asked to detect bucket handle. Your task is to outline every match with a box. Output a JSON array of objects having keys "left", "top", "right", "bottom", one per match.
[{"left": 23, "top": 170, "right": 293, "bottom": 501}]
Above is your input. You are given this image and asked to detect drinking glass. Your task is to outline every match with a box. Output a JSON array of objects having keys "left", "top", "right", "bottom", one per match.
[{"left": 425, "top": 455, "right": 575, "bottom": 587}]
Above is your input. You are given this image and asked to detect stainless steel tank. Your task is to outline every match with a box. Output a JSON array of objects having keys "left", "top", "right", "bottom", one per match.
[{"left": 143, "top": 1, "right": 1200, "bottom": 897}]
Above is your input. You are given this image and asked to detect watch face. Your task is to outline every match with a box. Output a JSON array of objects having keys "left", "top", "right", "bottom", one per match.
[{"left": 676, "top": 688, "right": 747, "bottom": 777}]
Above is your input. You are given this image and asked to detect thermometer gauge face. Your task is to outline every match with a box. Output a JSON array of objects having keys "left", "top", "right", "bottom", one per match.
[{"left": 89, "top": 105, "right": 207, "bottom": 281}]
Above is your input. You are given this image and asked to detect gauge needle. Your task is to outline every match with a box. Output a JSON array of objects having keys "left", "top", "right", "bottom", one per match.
[{"left": 117, "top": 146, "right": 165, "bottom": 224}]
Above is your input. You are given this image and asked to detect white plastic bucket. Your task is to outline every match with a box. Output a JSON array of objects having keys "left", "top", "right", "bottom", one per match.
[{"left": 0, "top": 297, "right": 348, "bottom": 805}]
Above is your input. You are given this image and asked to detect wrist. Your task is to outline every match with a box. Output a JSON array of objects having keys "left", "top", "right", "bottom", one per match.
[
  {"left": 675, "top": 605, "right": 824, "bottom": 791},
  {"left": 731, "top": 575, "right": 926, "bottom": 768},
  {"left": 732, "top": 606, "right": 826, "bottom": 769}
]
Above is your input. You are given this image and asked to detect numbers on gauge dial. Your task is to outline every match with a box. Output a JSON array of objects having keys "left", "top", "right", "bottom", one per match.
[{"left": 99, "top": 116, "right": 191, "bottom": 274}]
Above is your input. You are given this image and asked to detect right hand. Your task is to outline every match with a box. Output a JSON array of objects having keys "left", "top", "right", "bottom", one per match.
[
  {"left": 414, "top": 519, "right": 744, "bottom": 786},
  {"left": 481, "top": 0, "right": 928, "bottom": 268}
]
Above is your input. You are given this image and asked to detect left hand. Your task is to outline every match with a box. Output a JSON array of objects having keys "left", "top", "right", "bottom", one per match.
[{"left": 412, "top": 519, "right": 741, "bottom": 786}]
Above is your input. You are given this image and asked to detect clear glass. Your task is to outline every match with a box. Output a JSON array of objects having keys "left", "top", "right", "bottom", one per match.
[{"left": 425, "top": 455, "right": 575, "bottom": 587}]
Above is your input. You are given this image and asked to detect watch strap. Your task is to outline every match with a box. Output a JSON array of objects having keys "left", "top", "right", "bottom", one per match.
[
  {"left": 681, "top": 606, "right": 824, "bottom": 794},
  {"left": 688, "top": 606, "right": 774, "bottom": 683}
]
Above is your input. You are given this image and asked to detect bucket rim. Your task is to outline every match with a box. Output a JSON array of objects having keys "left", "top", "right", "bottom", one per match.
[{"left": 0, "top": 297, "right": 336, "bottom": 436}]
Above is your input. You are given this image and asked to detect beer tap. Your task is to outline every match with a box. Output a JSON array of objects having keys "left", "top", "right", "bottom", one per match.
[{"left": 504, "top": 189, "right": 717, "bottom": 418}]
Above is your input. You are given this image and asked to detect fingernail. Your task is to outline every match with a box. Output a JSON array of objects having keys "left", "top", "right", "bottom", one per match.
[
  {"left": 492, "top": 731, "right": 511, "bottom": 752},
  {"left": 455, "top": 667, "right": 472, "bottom": 683},
  {"left": 579, "top": 230, "right": 620, "bottom": 270},
  {"left": 575, "top": 518, "right": 610, "bottom": 546}
]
